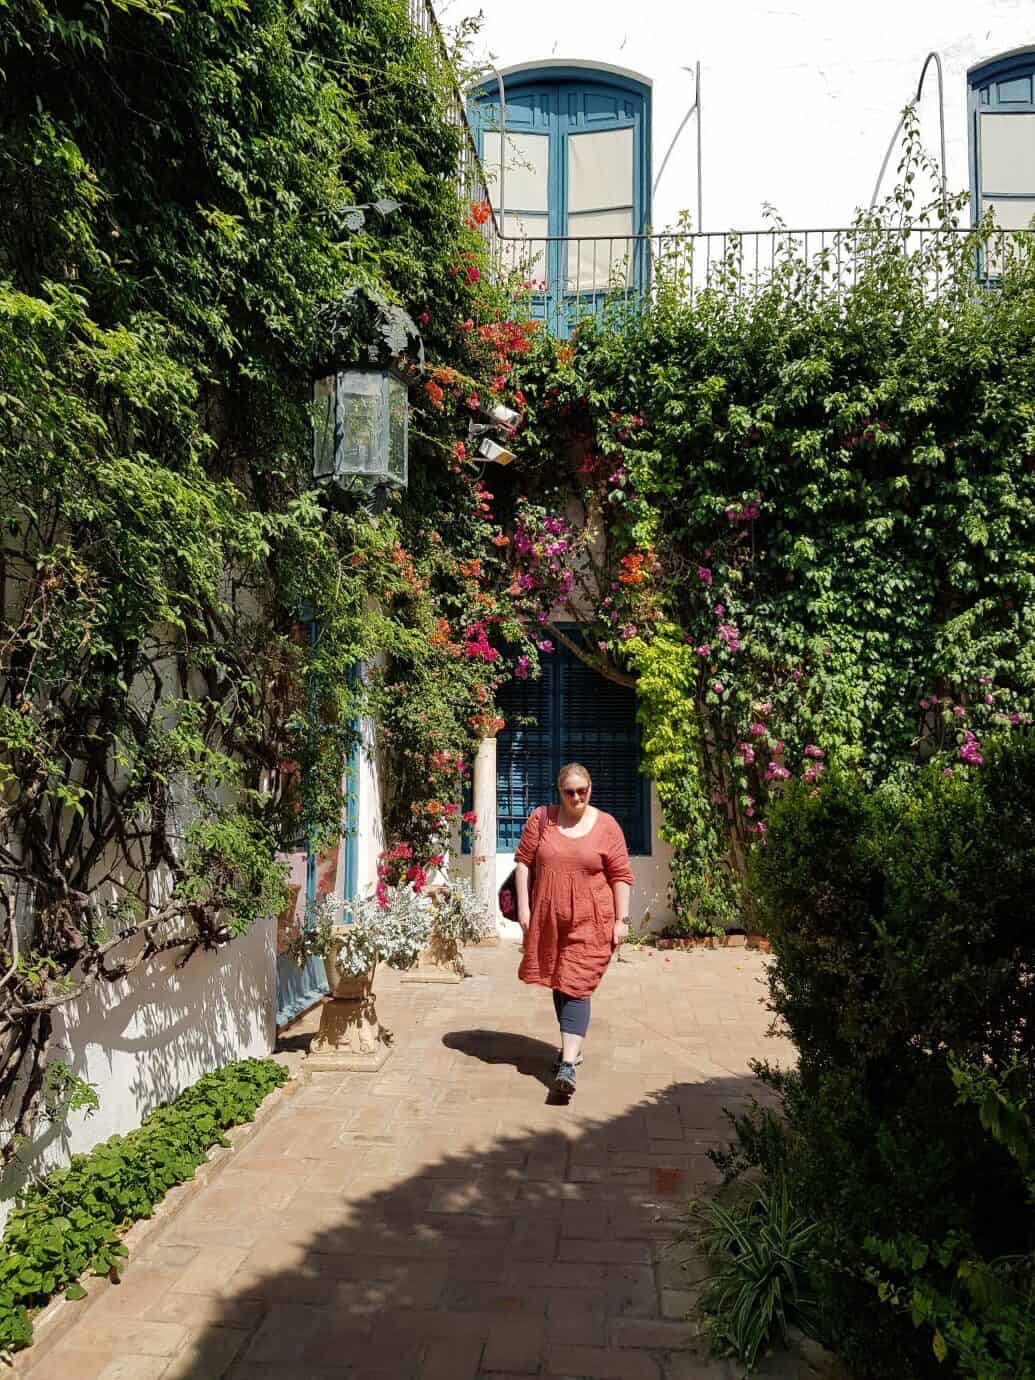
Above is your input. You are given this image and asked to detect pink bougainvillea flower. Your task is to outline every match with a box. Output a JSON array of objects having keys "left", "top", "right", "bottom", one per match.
[
  {"left": 738, "top": 744, "right": 756, "bottom": 765},
  {"left": 696, "top": 644, "right": 712, "bottom": 657},
  {"left": 804, "top": 744, "right": 825, "bottom": 759},
  {"left": 749, "top": 723, "right": 767, "bottom": 736},
  {"left": 714, "top": 604, "right": 725, "bottom": 618},
  {"left": 697, "top": 566, "right": 713, "bottom": 586},
  {"left": 537, "top": 639, "right": 554, "bottom": 653},
  {"left": 515, "top": 655, "right": 531, "bottom": 679},
  {"left": 712, "top": 682, "right": 725, "bottom": 696}
]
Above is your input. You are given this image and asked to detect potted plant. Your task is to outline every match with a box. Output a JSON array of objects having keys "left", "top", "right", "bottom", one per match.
[
  {"left": 287, "top": 888, "right": 429, "bottom": 1070},
  {"left": 404, "top": 874, "right": 493, "bottom": 982}
]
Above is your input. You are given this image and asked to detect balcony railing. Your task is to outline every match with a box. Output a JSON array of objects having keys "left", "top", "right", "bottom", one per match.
[{"left": 487, "top": 224, "right": 1035, "bottom": 334}]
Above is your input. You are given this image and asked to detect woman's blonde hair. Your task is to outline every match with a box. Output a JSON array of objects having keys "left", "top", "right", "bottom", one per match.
[{"left": 557, "top": 762, "right": 592, "bottom": 789}]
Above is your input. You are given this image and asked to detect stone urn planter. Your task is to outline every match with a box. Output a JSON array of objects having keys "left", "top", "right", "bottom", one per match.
[
  {"left": 308, "top": 960, "right": 392, "bottom": 1073},
  {"left": 400, "top": 876, "right": 492, "bottom": 985},
  {"left": 401, "top": 929, "right": 465, "bottom": 984},
  {"left": 286, "top": 891, "right": 426, "bottom": 1074}
]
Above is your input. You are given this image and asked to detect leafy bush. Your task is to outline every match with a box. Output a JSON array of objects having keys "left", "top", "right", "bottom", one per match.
[
  {"left": 0, "top": 1058, "right": 287, "bottom": 1355},
  {"left": 737, "top": 732, "right": 1035, "bottom": 1377},
  {"left": 696, "top": 1180, "right": 820, "bottom": 1370},
  {"left": 512, "top": 121, "right": 1035, "bottom": 930}
]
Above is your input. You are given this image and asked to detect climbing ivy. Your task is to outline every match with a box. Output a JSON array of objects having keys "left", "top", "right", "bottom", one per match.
[
  {"left": 510, "top": 125, "right": 1035, "bottom": 930},
  {"left": 0, "top": 0, "right": 537, "bottom": 1161}
]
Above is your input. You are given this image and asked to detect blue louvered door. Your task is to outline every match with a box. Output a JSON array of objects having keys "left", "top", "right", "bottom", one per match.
[{"left": 496, "top": 644, "right": 649, "bottom": 854}]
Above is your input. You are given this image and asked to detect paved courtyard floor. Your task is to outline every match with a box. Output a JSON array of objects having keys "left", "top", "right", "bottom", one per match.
[{"left": 22, "top": 941, "right": 806, "bottom": 1380}]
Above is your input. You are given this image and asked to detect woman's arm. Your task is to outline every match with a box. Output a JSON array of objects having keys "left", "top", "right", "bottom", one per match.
[
  {"left": 515, "top": 861, "right": 532, "bottom": 933},
  {"left": 612, "top": 880, "right": 631, "bottom": 947}
]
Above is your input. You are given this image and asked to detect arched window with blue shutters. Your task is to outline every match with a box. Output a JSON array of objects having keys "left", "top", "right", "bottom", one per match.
[
  {"left": 469, "top": 62, "right": 652, "bottom": 334},
  {"left": 496, "top": 640, "right": 650, "bottom": 856},
  {"left": 968, "top": 47, "right": 1035, "bottom": 232}
]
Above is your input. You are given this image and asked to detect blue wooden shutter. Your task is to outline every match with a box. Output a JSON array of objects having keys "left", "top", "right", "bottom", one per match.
[
  {"left": 496, "top": 644, "right": 649, "bottom": 854},
  {"left": 496, "top": 656, "right": 558, "bottom": 849},
  {"left": 558, "top": 649, "right": 648, "bottom": 855}
]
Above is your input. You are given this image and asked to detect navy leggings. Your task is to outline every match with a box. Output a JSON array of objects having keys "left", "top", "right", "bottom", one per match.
[{"left": 553, "top": 990, "right": 591, "bottom": 1037}]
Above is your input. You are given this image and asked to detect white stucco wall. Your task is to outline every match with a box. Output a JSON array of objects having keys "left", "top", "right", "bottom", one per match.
[
  {"left": 449, "top": 0, "right": 1033, "bottom": 230},
  {"left": 1, "top": 917, "right": 275, "bottom": 1231}
]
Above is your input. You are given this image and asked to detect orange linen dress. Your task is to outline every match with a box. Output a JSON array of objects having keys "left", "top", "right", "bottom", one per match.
[{"left": 516, "top": 807, "right": 635, "bottom": 999}]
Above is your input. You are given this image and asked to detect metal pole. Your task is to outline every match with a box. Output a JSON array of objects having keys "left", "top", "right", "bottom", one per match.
[
  {"left": 696, "top": 61, "right": 702, "bottom": 233},
  {"left": 869, "top": 51, "right": 946, "bottom": 211},
  {"left": 653, "top": 62, "right": 702, "bottom": 228}
]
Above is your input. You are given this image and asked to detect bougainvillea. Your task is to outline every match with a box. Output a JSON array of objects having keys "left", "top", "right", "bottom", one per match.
[{"left": 504, "top": 130, "right": 1035, "bottom": 931}]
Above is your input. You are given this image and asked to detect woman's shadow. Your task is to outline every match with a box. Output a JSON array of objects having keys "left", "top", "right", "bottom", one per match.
[{"left": 443, "top": 1030, "right": 570, "bottom": 1102}]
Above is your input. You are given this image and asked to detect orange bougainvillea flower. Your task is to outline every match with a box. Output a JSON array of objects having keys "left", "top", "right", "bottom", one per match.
[
  {"left": 491, "top": 533, "right": 510, "bottom": 547},
  {"left": 618, "top": 552, "right": 650, "bottom": 586},
  {"left": 424, "top": 380, "right": 444, "bottom": 408},
  {"left": 470, "top": 199, "right": 492, "bottom": 226},
  {"left": 452, "top": 441, "right": 467, "bottom": 462},
  {"left": 459, "top": 558, "right": 482, "bottom": 579}
]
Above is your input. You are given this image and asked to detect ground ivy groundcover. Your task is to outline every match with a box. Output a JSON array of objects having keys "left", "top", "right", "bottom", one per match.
[{"left": 0, "top": 1058, "right": 287, "bottom": 1356}]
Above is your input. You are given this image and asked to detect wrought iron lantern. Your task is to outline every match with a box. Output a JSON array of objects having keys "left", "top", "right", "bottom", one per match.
[{"left": 312, "top": 367, "right": 408, "bottom": 494}]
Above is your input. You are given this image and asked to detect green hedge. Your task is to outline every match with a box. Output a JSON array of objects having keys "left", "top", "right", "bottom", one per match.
[
  {"left": 0, "top": 1057, "right": 288, "bottom": 1354},
  {"left": 739, "top": 733, "right": 1035, "bottom": 1378}
]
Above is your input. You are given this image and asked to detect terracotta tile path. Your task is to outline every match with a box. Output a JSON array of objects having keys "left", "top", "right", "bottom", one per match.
[{"left": 22, "top": 942, "right": 807, "bottom": 1380}]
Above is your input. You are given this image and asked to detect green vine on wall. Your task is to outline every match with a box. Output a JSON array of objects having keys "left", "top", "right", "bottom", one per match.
[
  {"left": 509, "top": 120, "right": 1035, "bottom": 932},
  {"left": 0, "top": 0, "right": 538, "bottom": 1164}
]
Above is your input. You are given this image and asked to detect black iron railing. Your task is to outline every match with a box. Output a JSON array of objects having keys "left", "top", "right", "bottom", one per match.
[{"left": 488, "top": 224, "right": 1035, "bottom": 333}]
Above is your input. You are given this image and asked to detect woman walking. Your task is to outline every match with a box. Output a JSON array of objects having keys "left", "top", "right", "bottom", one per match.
[{"left": 514, "top": 763, "right": 634, "bottom": 1096}]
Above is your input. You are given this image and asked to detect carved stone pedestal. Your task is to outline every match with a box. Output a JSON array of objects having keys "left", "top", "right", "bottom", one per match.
[
  {"left": 306, "top": 964, "right": 392, "bottom": 1073},
  {"left": 401, "top": 932, "right": 465, "bottom": 984}
]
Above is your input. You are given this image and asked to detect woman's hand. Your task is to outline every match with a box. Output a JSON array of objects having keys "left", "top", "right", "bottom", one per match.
[{"left": 612, "top": 920, "right": 629, "bottom": 949}]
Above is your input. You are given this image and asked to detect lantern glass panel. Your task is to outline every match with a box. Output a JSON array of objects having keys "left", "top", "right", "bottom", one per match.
[
  {"left": 312, "top": 375, "right": 337, "bottom": 480},
  {"left": 387, "top": 373, "right": 408, "bottom": 486},
  {"left": 338, "top": 371, "right": 384, "bottom": 479}
]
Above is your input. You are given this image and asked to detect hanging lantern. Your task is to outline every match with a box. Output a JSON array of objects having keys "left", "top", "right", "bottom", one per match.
[{"left": 313, "top": 368, "right": 408, "bottom": 492}]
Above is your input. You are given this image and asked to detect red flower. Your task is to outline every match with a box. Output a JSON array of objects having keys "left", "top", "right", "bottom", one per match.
[
  {"left": 462, "top": 810, "right": 478, "bottom": 824},
  {"left": 424, "top": 380, "right": 444, "bottom": 408},
  {"left": 452, "top": 440, "right": 467, "bottom": 462},
  {"left": 465, "top": 265, "right": 481, "bottom": 284}
]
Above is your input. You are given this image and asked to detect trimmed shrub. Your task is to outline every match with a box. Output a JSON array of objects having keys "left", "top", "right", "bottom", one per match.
[
  {"left": 0, "top": 1057, "right": 288, "bottom": 1354},
  {"left": 740, "top": 733, "right": 1035, "bottom": 1377}
]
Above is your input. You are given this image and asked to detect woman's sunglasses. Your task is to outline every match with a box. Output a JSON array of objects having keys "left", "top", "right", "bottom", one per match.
[{"left": 561, "top": 786, "right": 589, "bottom": 798}]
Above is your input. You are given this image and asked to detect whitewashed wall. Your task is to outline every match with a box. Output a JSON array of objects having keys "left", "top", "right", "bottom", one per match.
[
  {"left": 0, "top": 917, "right": 275, "bottom": 1231},
  {"left": 447, "top": 0, "right": 1032, "bottom": 230}
]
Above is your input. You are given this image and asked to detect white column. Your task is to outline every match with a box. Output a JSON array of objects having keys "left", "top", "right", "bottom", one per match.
[{"left": 471, "top": 730, "right": 499, "bottom": 940}]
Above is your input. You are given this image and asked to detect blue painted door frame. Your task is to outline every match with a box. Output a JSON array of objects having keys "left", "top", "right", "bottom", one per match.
[{"left": 275, "top": 640, "right": 362, "bottom": 1026}]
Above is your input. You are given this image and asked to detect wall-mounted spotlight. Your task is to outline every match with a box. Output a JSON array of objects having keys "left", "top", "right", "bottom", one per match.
[
  {"left": 484, "top": 402, "right": 520, "bottom": 430},
  {"left": 476, "top": 436, "right": 516, "bottom": 465}
]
